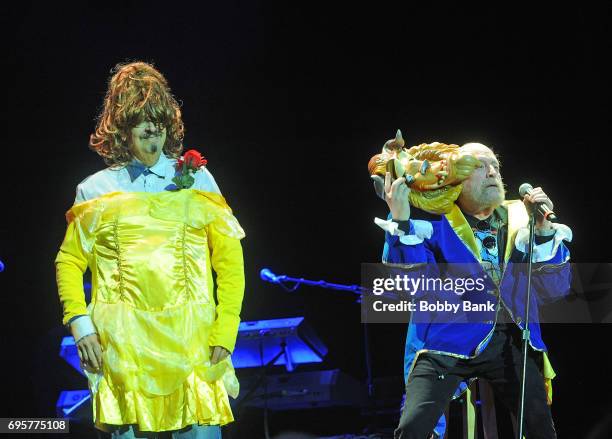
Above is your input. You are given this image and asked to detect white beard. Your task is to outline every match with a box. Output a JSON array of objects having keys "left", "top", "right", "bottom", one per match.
[{"left": 476, "top": 185, "right": 505, "bottom": 208}]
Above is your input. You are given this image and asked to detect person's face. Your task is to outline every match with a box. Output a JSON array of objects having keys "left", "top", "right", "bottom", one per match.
[
  {"left": 458, "top": 144, "right": 505, "bottom": 210},
  {"left": 128, "top": 121, "right": 167, "bottom": 167}
]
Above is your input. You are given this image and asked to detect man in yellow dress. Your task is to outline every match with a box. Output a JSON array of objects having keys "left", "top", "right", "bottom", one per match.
[{"left": 55, "top": 61, "right": 245, "bottom": 438}]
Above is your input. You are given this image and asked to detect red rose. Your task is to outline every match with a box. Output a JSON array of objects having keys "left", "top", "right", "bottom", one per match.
[
  {"left": 183, "top": 149, "right": 207, "bottom": 168},
  {"left": 176, "top": 149, "right": 208, "bottom": 171}
]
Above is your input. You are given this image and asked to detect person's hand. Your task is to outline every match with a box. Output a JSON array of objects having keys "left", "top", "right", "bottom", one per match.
[
  {"left": 522, "top": 186, "right": 554, "bottom": 231},
  {"left": 371, "top": 174, "right": 386, "bottom": 200},
  {"left": 384, "top": 171, "right": 411, "bottom": 221},
  {"left": 210, "top": 345, "right": 230, "bottom": 365},
  {"left": 75, "top": 333, "right": 103, "bottom": 372}
]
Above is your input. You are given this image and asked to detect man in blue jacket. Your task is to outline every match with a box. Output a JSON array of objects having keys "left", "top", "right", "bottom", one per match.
[{"left": 374, "top": 141, "right": 572, "bottom": 439}]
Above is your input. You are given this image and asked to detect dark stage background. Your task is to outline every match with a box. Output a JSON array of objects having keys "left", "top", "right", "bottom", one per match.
[{"left": 1, "top": 2, "right": 611, "bottom": 438}]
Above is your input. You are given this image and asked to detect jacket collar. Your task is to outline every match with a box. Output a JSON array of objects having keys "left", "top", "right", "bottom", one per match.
[{"left": 445, "top": 201, "right": 527, "bottom": 263}]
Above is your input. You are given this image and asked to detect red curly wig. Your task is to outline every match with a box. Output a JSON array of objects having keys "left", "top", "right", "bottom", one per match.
[{"left": 89, "top": 61, "right": 185, "bottom": 167}]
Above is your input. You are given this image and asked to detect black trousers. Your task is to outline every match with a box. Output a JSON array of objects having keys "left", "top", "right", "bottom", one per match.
[{"left": 394, "top": 324, "right": 557, "bottom": 439}]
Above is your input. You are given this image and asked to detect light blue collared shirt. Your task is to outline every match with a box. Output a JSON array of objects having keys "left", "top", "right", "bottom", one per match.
[{"left": 75, "top": 152, "right": 221, "bottom": 204}]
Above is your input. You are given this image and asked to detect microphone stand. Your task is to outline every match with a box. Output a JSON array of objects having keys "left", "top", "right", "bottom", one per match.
[
  {"left": 517, "top": 212, "right": 536, "bottom": 439},
  {"left": 261, "top": 271, "right": 375, "bottom": 398},
  {"left": 266, "top": 273, "right": 366, "bottom": 297}
]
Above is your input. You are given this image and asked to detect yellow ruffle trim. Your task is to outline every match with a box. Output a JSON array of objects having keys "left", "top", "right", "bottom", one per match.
[
  {"left": 86, "top": 367, "right": 235, "bottom": 432},
  {"left": 66, "top": 189, "right": 245, "bottom": 254}
]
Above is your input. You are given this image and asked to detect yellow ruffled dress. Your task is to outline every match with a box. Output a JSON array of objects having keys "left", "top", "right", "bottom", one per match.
[{"left": 55, "top": 189, "right": 245, "bottom": 432}]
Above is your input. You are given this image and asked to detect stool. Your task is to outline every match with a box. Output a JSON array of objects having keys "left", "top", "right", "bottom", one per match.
[{"left": 442, "top": 379, "right": 520, "bottom": 439}]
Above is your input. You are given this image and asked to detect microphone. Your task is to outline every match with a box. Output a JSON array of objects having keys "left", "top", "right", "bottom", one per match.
[
  {"left": 149, "top": 144, "right": 158, "bottom": 153},
  {"left": 519, "top": 183, "right": 558, "bottom": 222},
  {"left": 260, "top": 268, "right": 280, "bottom": 284}
]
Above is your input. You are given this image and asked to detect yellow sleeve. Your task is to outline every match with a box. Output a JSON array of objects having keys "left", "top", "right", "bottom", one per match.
[
  {"left": 55, "top": 219, "right": 89, "bottom": 327},
  {"left": 207, "top": 221, "right": 245, "bottom": 354}
]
